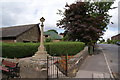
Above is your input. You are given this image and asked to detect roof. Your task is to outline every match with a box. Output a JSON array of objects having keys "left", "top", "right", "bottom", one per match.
[
  {"left": 44, "top": 31, "right": 62, "bottom": 40},
  {"left": 1, "top": 24, "right": 39, "bottom": 38},
  {"left": 111, "top": 33, "right": 120, "bottom": 38}
]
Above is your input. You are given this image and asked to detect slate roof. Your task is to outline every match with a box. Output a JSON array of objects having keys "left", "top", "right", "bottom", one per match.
[
  {"left": 113, "top": 33, "right": 120, "bottom": 37},
  {"left": 44, "top": 31, "right": 62, "bottom": 40},
  {"left": 1, "top": 24, "right": 39, "bottom": 38}
]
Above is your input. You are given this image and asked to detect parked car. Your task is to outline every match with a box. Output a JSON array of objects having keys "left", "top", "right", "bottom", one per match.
[{"left": 116, "top": 41, "right": 120, "bottom": 45}]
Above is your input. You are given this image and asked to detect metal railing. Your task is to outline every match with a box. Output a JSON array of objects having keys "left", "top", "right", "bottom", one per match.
[{"left": 46, "top": 52, "right": 88, "bottom": 79}]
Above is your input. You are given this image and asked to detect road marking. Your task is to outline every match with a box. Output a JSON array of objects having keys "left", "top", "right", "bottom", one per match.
[{"left": 102, "top": 47, "right": 114, "bottom": 79}]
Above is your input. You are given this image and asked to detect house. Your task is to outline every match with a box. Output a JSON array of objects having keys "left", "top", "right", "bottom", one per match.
[
  {"left": 0, "top": 24, "right": 40, "bottom": 43},
  {"left": 59, "top": 33, "right": 64, "bottom": 38},
  {"left": 111, "top": 33, "right": 120, "bottom": 40},
  {"left": 44, "top": 31, "right": 62, "bottom": 42}
]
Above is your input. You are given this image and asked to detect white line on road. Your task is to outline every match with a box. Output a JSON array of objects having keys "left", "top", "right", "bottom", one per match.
[{"left": 101, "top": 47, "right": 114, "bottom": 78}]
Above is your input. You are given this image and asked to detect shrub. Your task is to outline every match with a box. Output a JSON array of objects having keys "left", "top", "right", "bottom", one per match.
[
  {"left": 1, "top": 42, "right": 85, "bottom": 58},
  {"left": 2, "top": 43, "right": 39, "bottom": 58},
  {"left": 45, "top": 38, "right": 52, "bottom": 42},
  {"left": 106, "top": 40, "right": 120, "bottom": 44},
  {"left": 46, "top": 42, "right": 85, "bottom": 56}
]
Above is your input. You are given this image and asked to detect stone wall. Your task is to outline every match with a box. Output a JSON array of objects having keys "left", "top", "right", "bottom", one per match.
[
  {"left": 67, "top": 47, "right": 88, "bottom": 77},
  {"left": 54, "top": 46, "right": 88, "bottom": 78},
  {"left": 19, "top": 58, "right": 47, "bottom": 78},
  {"left": 0, "top": 57, "right": 47, "bottom": 79},
  {"left": 16, "top": 26, "right": 40, "bottom": 42}
]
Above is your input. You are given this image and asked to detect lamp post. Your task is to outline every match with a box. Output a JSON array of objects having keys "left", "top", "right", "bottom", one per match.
[{"left": 32, "top": 17, "right": 48, "bottom": 59}]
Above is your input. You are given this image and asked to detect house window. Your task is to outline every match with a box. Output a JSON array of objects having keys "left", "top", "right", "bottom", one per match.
[
  {"left": 23, "top": 40, "right": 30, "bottom": 43},
  {"left": 45, "top": 35, "right": 48, "bottom": 37},
  {"left": 32, "top": 41, "right": 37, "bottom": 43}
]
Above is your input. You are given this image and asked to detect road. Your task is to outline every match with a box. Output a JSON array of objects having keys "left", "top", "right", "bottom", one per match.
[{"left": 98, "top": 44, "right": 119, "bottom": 75}]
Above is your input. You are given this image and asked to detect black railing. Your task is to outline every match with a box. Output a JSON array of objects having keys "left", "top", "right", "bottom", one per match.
[{"left": 46, "top": 52, "right": 88, "bottom": 79}]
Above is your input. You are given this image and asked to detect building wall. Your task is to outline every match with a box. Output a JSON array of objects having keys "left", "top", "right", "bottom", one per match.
[
  {"left": 16, "top": 26, "right": 40, "bottom": 42},
  {"left": 59, "top": 35, "right": 64, "bottom": 38},
  {"left": 1, "top": 40, "right": 15, "bottom": 43},
  {"left": 111, "top": 34, "right": 120, "bottom": 40},
  {"left": 1, "top": 37, "right": 16, "bottom": 43}
]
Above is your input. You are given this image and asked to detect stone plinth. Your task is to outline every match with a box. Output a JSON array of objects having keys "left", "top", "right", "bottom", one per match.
[
  {"left": 19, "top": 57, "right": 47, "bottom": 78},
  {"left": 32, "top": 51, "right": 49, "bottom": 59}
]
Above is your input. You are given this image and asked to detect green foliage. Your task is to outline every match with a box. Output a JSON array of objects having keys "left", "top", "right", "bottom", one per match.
[
  {"left": 2, "top": 43, "right": 39, "bottom": 58},
  {"left": 62, "top": 35, "right": 69, "bottom": 41},
  {"left": 100, "top": 42, "right": 108, "bottom": 44},
  {"left": 1, "top": 42, "right": 85, "bottom": 58},
  {"left": 46, "top": 42, "right": 85, "bottom": 56},
  {"left": 45, "top": 38, "right": 52, "bottom": 42},
  {"left": 107, "top": 40, "right": 120, "bottom": 44},
  {"left": 57, "top": 1, "right": 115, "bottom": 44},
  {"left": 107, "top": 38, "right": 111, "bottom": 44}
]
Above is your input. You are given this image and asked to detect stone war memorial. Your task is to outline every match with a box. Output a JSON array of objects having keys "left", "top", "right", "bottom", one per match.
[{"left": 19, "top": 17, "right": 50, "bottom": 78}]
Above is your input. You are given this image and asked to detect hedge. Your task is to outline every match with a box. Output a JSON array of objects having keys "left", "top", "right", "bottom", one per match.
[
  {"left": 107, "top": 40, "right": 120, "bottom": 44},
  {"left": 46, "top": 42, "right": 85, "bottom": 56},
  {"left": 1, "top": 42, "right": 85, "bottom": 58}
]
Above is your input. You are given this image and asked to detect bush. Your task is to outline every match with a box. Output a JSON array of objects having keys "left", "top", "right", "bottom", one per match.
[
  {"left": 1, "top": 42, "right": 85, "bottom": 58},
  {"left": 2, "top": 43, "right": 39, "bottom": 58},
  {"left": 45, "top": 38, "right": 52, "bottom": 42},
  {"left": 107, "top": 40, "right": 120, "bottom": 44},
  {"left": 46, "top": 42, "right": 85, "bottom": 56}
]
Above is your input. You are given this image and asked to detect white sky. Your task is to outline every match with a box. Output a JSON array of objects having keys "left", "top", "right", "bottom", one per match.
[{"left": 0, "top": 0, "right": 119, "bottom": 40}]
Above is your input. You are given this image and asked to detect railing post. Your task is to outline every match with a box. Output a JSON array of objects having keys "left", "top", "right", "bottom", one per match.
[
  {"left": 53, "top": 56, "right": 54, "bottom": 78},
  {"left": 57, "top": 57, "right": 59, "bottom": 78},
  {"left": 47, "top": 56, "right": 49, "bottom": 80},
  {"left": 66, "top": 54, "right": 68, "bottom": 76}
]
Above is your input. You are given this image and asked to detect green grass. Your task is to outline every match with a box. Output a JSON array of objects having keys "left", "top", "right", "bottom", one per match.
[{"left": 1, "top": 42, "right": 85, "bottom": 58}]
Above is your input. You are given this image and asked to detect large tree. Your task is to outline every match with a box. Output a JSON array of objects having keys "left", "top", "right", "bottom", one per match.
[{"left": 57, "top": 1, "right": 116, "bottom": 44}]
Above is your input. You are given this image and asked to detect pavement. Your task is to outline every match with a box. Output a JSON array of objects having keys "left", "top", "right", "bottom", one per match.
[{"left": 75, "top": 45, "right": 111, "bottom": 78}]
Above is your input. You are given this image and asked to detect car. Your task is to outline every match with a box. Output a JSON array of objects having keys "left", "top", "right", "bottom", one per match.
[{"left": 116, "top": 41, "right": 120, "bottom": 45}]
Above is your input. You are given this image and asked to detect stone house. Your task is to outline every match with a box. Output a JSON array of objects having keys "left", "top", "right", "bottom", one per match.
[
  {"left": 111, "top": 33, "right": 120, "bottom": 40},
  {"left": 0, "top": 24, "right": 40, "bottom": 43}
]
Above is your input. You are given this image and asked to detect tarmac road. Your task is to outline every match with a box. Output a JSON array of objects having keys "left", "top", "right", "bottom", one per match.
[{"left": 98, "top": 44, "right": 119, "bottom": 75}]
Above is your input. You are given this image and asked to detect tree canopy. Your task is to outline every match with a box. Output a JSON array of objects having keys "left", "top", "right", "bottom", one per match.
[{"left": 57, "top": 1, "right": 116, "bottom": 44}]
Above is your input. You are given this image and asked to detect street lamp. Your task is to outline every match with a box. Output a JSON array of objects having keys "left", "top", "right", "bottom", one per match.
[{"left": 32, "top": 17, "right": 48, "bottom": 59}]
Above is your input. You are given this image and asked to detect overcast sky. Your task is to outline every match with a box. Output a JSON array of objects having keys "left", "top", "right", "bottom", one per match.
[{"left": 0, "top": 0, "right": 120, "bottom": 40}]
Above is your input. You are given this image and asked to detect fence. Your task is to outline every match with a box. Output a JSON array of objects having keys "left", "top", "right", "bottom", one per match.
[{"left": 46, "top": 50, "right": 88, "bottom": 79}]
